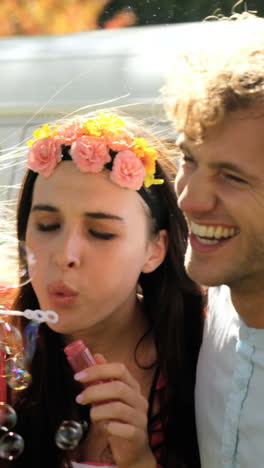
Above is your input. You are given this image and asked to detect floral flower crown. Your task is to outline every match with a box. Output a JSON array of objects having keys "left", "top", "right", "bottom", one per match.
[{"left": 27, "top": 113, "right": 164, "bottom": 190}]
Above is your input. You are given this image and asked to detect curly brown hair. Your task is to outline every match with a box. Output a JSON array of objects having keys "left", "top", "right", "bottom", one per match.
[{"left": 163, "top": 12, "right": 264, "bottom": 142}]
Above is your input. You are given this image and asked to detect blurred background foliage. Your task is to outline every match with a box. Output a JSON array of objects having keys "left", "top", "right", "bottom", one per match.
[{"left": 0, "top": 0, "right": 263, "bottom": 36}]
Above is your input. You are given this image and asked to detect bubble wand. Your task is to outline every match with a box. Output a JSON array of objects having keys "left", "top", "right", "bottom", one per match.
[{"left": 0, "top": 309, "right": 58, "bottom": 324}]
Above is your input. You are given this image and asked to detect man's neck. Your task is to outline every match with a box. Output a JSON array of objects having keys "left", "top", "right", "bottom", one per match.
[{"left": 230, "top": 285, "right": 264, "bottom": 329}]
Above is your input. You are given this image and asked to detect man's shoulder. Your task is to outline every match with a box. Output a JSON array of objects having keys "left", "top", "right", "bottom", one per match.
[
  {"left": 198, "top": 284, "right": 239, "bottom": 381},
  {"left": 208, "top": 285, "right": 235, "bottom": 316},
  {"left": 205, "top": 285, "right": 239, "bottom": 338},
  {"left": 208, "top": 284, "right": 230, "bottom": 306}
]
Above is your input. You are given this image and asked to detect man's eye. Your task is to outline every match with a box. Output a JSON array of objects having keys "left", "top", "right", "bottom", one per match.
[
  {"left": 224, "top": 173, "right": 247, "bottom": 184},
  {"left": 179, "top": 153, "right": 194, "bottom": 165},
  {"left": 183, "top": 154, "right": 194, "bottom": 162},
  {"left": 89, "top": 229, "right": 116, "bottom": 240},
  {"left": 37, "top": 223, "right": 60, "bottom": 232}
]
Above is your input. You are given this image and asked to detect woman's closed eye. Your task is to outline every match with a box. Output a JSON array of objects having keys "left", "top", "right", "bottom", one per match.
[
  {"left": 89, "top": 229, "right": 116, "bottom": 240},
  {"left": 36, "top": 223, "right": 116, "bottom": 239},
  {"left": 37, "top": 222, "right": 60, "bottom": 232}
]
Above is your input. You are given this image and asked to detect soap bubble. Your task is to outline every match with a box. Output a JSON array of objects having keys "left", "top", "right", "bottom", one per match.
[
  {"left": 0, "top": 321, "right": 23, "bottom": 356},
  {"left": 0, "top": 430, "right": 24, "bottom": 460},
  {"left": 55, "top": 420, "right": 83, "bottom": 450},
  {"left": 0, "top": 402, "right": 17, "bottom": 430},
  {"left": 6, "top": 355, "right": 32, "bottom": 390},
  {"left": 6, "top": 357, "right": 32, "bottom": 391},
  {"left": 6, "top": 354, "right": 25, "bottom": 371}
]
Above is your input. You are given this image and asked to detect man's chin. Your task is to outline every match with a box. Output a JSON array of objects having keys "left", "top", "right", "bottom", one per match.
[{"left": 185, "top": 262, "right": 223, "bottom": 287}]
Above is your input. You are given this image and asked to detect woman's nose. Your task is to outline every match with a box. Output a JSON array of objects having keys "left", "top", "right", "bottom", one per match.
[{"left": 54, "top": 231, "right": 81, "bottom": 271}]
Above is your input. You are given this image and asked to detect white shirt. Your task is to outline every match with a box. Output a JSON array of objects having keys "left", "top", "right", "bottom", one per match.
[{"left": 195, "top": 285, "right": 264, "bottom": 468}]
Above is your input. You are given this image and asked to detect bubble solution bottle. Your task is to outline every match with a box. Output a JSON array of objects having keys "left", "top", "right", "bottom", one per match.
[
  {"left": 64, "top": 340, "right": 96, "bottom": 377},
  {"left": 64, "top": 340, "right": 104, "bottom": 389}
]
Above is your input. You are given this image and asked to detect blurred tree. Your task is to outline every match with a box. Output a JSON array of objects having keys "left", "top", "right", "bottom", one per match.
[
  {"left": 100, "top": 0, "right": 264, "bottom": 25},
  {"left": 0, "top": 0, "right": 263, "bottom": 35},
  {"left": 0, "top": 0, "right": 110, "bottom": 35}
]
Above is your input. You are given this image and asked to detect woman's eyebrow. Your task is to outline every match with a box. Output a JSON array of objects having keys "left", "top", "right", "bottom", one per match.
[
  {"left": 84, "top": 212, "right": 124, "bottom": 222},
  {"left": 31, "top": 204, "right": 59, "bottom": 212},
  {"left": 31, "top": 205, "right": 124, "bottom": 222}
]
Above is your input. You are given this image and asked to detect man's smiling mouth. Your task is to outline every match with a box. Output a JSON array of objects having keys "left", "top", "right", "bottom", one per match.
[{"left": 190, "top": 221, "right": 240, "bottom": 245}]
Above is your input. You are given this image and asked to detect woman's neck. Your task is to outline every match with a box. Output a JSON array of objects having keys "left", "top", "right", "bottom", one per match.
[{"left": 64, "top": 296, "right": 156, "bottom": 370}]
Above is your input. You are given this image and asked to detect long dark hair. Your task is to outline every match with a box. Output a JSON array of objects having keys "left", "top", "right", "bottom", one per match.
[{"left": 8, "top": 122, "right": 204, "bottom": 468}]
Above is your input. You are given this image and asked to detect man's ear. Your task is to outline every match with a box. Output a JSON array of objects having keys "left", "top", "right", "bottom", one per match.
[{"left": 142, "top": 229, "right": 168, "bottom": 274}]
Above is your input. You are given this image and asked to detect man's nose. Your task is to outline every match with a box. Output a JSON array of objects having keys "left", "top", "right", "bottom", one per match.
[{"left": 176, "top": 171, "right": 217, "bottom": 216}]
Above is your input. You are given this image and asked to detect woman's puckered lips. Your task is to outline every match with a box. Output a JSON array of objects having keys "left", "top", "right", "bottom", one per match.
[{"left": 47, "top": 281, "right": 79, "bottom": 297}]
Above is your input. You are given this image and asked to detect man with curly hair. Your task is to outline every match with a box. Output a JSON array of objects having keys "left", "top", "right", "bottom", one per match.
[{"left": 164, "top": 12, "right": 264, "bottom": 468}]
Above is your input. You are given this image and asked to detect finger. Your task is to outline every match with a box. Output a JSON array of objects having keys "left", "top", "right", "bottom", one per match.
[
  {"left": 76, "top": 379, "right": 148, "bottom": 412},
  {"left": 106, "top": 421, "right": 147, "bottom": 443},
  {"left": 90, "top": 401, "right": 148, "bottom": 429},
  {"left": 93, "top": 353, "right": 107, "bottom": 365},
  {"left": 75, "top": 362, "right": 141, "bottom": 392}
]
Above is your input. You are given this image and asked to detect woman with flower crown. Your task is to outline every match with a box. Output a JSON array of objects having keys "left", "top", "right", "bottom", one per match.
[{"left": 6, "top": 112, "right": 204, "bottom": 468}]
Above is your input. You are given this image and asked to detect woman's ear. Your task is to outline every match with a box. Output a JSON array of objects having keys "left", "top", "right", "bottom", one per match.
[{"left": 142, "top": 229, "right": 168, "bottom": 274}]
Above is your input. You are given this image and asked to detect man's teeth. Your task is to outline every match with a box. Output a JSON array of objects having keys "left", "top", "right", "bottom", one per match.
[
  {"left": 196, "top": 237, "right": 219, "bottom": 245},
  {"left": 190, "top": 221, "right": 238, "bottom": 240}
]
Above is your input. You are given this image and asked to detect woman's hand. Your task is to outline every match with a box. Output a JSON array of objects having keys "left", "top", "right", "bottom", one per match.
[{"left": 74, "top": 355, "right": 157, "bottom": 468}]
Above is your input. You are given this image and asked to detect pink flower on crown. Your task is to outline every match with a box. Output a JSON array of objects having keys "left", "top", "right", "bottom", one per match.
[
  {"left": 110, "top": 150, "right": 146, "bottom": 190},
  {"left": 70, "top": 136, "right": 111, "bottom": 173},
  {"left": 27, "top": 137, "right": 62, "bottom": 178},
  {"left": 106, "top": 129, "right": 134, "bottom": 152},
  {"left": 55, "top": 120, "right": 83, "bottom": 145}
]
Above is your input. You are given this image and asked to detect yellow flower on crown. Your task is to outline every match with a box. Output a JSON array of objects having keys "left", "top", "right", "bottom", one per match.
[
  {"left": 133, "top": 138, "right": 157, "bottom": 174},
  {"left": 83, "top": 113, "right": 126, "bottom": 137},
  {"left": 27, "top": 124, "right": 59, "bottom": 146},
  {"left": 132, "top": 138, "right": 164, "bottom": 187},
  {"left": 144, "top": 173, "right": 164, "bottom": 188}
]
